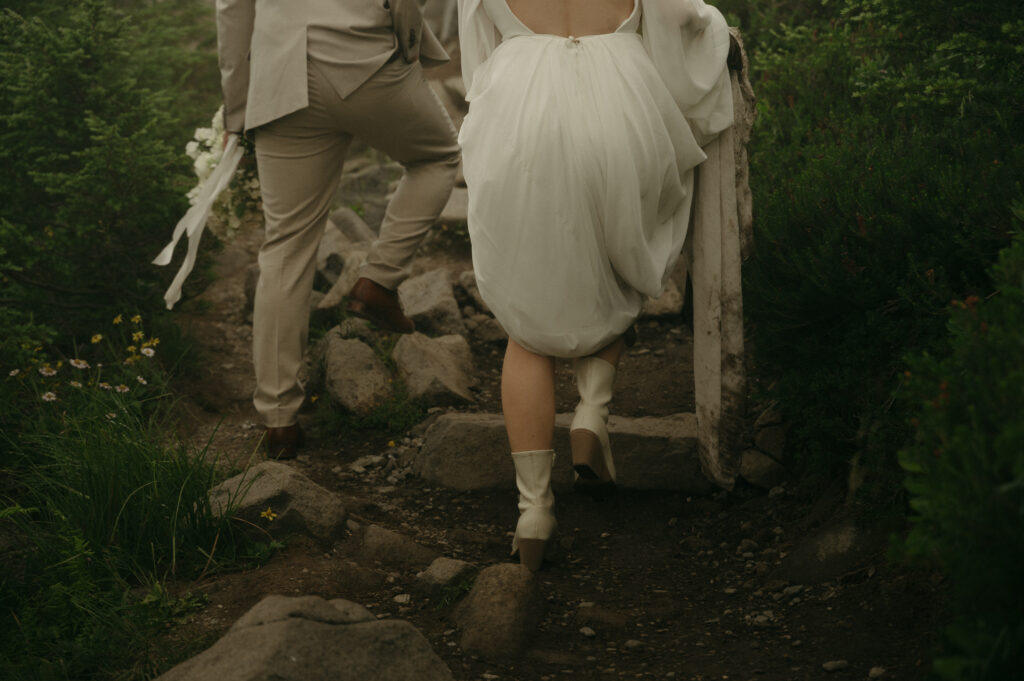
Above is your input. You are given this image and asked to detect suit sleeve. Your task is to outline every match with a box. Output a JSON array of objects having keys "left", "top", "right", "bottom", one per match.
[{"left": 216, "top": 0, "right": 256, "bottom": 133}]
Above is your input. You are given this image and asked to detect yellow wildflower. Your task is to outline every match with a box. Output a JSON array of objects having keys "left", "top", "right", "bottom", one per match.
[
  {"left": 131, "top": 314, "right": 142, "bottom": 324},
  {"left": 260, "top": 507, "right": 277, "bottom": 521},
  {"left": 387, "top": 440, "right": 396, "bottom": 448},
  {"left": 91, "top": 334, "right": 103, "bottom": 344},
  {"left": 310, "top": 394, "right": 319, "bottom": 404},
  {"left": 113, "top": 314, "right": 123, "bottom": 325},
  {"left": 132, "top": 331, "right": 144, "bottom": 341}
]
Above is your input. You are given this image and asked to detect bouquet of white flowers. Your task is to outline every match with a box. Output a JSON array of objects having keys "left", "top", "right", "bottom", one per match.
[
  {"left": 185, "top": 106, "right": 261, "bottom": 241},
  {"left": 153, "top": 107, "right": 257, "bottom": 309}
]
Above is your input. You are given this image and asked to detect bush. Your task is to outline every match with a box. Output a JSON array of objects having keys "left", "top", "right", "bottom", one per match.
[
  {"left": 898, "top": 225, "right": 1024, "bottom": 680},
  {"left": 0, "top": 316, "right": 264, "bottom": 680},
  {"left": 0, "top": 0, "right": 216, "bottom": 357},
  {"left": 738, "top": 0, "right": 1022, "bottom": 478}
]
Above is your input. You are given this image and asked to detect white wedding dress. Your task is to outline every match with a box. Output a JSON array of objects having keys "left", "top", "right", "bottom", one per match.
[{"left": 458, "top": 0, "right": 734, "bottom": 357}]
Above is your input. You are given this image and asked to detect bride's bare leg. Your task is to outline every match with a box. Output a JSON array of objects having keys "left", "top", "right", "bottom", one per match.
[
  {"left": 589, "top": 335, "right": 626, "bottom": 368},
  {"left": 503, "top": 339, "right": 557, "bottom": 570},
  {"left": 501, "top": 339, "right": 556, "bottom": 452}
]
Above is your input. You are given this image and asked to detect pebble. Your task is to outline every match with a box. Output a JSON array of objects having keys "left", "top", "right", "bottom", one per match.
[
  {"left": 624, "top": 640, "right": 644, "bottom": 651},
  {"left": 869, "top": 667, "right": 887, "bottom": 679},
  {"left": 393, "top": 593, "right": 411, "bottom": 604},
  {"left": 580, "top": 627, "right": 597, "bottom": 638},
  {"left": 769, "top": 486, "right": 785, "bottom": 497},
  {"left": 822, "top": 660, "right": 849, "bottom": 672}
]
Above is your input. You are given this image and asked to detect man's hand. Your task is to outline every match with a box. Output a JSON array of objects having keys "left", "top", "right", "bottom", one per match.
[{"left": 387, "top": 0, "right": 423, "bottom": 63}]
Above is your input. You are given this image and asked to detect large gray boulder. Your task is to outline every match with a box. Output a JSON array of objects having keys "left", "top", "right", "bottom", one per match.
[
  {"left": 320, "top": 331, "right": 393, "bottom": 415},
  {"left": 415, "top": 412, "right": 712, "bottom": 493},
  {"left": 457, "top": 269, "right": 489, "bottom": 312},
  {"left": 208, "top": 461, "right": 347, "bottom": 544},
  {"left": 359, "top": 524, "right": 440, "bottom": 571},
  {"left": 398, "top": 269, "right": 466, "bottom": 336},
  {"left": 454, "top": 564, "right": 546, "bottom": 661},
  {"left": 155, "top": 595, "right": 453, "bottom": 681},
  {"left": 392, "top": 333, "right": 476, "bottom": 406}
]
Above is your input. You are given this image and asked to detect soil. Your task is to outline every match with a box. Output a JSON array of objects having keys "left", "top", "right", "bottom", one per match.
[{"left": 166, "top": 218, "right": 943, "bottom": 681}]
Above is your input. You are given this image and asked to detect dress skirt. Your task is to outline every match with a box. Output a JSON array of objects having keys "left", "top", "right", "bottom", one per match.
[{"left": 459, "top": 31, "right": 707, "bottom": 357}]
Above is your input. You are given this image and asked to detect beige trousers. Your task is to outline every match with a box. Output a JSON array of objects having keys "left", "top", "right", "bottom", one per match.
[{"left": 253, "top": 57, "right": 460, "bottom": 427}]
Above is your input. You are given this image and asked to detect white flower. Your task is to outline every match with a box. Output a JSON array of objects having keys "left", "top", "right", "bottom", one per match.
[
  {"left": 212, "top": 105, "right": 225, "bottom": 132},
  {"left": 41, "top": 391, "right": 57, "bottom": 402},
  {"left": 99, "top": 382, "right": 112, "bottom": 390},
  {"left": 115, "top": 384, "right": 129, "bottom": 393},
  {"left": 185, "top": 140, "right": 200, "bottom": 159},
  {"left": 70, "top": 380, "right": 82, "bottom": 388},
  {"left": 136, "top": 376, "right": 148, "bottom": 385},
  {"left": 70, "top": 358, "right": 90, "bottom": 369},
  {"left": 105, "top": 412, "right": 117, "bottom": 420},
  {"left": 141, "top": 347, "right": 155, "bottom": 357},
  {"left": 39, "top": 366, "right": 57, "bottom": 376},
  {"left": 194, "top": 127, "right": 216, "bottom": 144},
  {"left": 8, "top": 369, "right": 19, "bottom": 377}
]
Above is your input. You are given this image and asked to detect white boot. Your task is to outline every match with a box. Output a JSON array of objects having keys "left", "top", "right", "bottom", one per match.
[
  {"left": 570, "top": 356, "right": 617, "bottom": 483},
  {"left": 510, "top": 449, "right": 556, "bottom": 571}
]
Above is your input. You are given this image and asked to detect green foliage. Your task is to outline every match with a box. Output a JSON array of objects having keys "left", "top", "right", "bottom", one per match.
[
  {"left": 740, "top": 0, "right": 1022, "bottom": 476},
  {"left": 0, "top": 0, "right": 217, "bottom": 356},
  {"left": 0, "top": 320, "right": 264, "bottom": 680},
  {"left": 898, "top": 229, "right": 1024, "bottom": 679}
]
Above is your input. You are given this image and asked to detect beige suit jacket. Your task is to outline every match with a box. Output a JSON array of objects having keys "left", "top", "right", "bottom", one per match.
[{"left": 217, "top": 0, "right": 449, "bottom": 132}]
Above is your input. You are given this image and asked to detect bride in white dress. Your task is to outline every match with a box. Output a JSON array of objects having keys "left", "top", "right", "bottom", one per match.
[{"left": 458, "top": 0, "right": 735, "bottom": 570}]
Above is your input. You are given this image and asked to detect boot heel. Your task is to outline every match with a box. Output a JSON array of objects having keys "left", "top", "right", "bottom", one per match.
[
  {"left": 571, "top": 428, "right": 606, "bottom": 480},
  {"left": 516, "top": 538, "right": 548, "bottom": 572}
]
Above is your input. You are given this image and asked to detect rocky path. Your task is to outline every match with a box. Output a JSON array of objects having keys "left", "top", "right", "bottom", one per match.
[{"left": 162, "top": 181, "right": 942, "bottom": 681}]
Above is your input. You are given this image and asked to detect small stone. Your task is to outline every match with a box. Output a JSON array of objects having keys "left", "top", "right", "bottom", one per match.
[
  {"left": 783, "top": 585, "right": 804, "bottom": 597},
  {"left": 822, "top": 660, "right": 849, "bottom": 672},
  {"left": 579, "top": 627, "right": 597, "bottom": 638},
  {"left": 393, "top": 593, "right": 411, "bottom": 604},
  {"left": 624, "top": 640, "right": 644, "bottom": 651},
  {"left": 869, "top": 667, "right": 887, "bottom": 679},
  {"left": 768, "top": 486, "right": 785, "bottom": 498}
]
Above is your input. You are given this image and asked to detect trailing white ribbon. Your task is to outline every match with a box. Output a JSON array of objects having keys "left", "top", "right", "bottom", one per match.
[{"left": 153, "top": 133, "right": 245, "bottom": 309}]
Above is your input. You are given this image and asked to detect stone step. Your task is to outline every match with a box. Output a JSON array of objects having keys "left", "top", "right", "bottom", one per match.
[{"left": 414, "top": 412, "right": 711, "bottom": 494}]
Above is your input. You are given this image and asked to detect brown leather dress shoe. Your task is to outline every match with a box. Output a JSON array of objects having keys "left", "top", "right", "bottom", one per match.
[
  {"left": 265, "top": 424, "right": 304, "bottom": 460},
  {"left": 345, "top": 277, "right": 415, "bottom": 334}
]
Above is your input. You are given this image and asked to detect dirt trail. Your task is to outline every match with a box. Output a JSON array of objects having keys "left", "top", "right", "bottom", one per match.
[{"left": 168, "top": 223, "right": 941, "bottom": 681}]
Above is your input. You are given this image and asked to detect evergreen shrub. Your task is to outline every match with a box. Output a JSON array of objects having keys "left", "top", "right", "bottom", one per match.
[
  {"left": 0, "top": 0, "right": 214, "bottom": 357},
  {"left": 899, "top": 224, "right": 1024, "bottom": 680},
  {"left": 736, "top": 0, "right": 1023, "bottom": 477}
]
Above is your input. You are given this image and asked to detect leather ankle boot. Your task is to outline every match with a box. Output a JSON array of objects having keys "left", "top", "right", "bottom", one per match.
[
  {"left": 510, "top": 449, "right": 556, "bottom": 572},
  {"left": 570, "top": 356, "right": 616, "bottom": 484}
]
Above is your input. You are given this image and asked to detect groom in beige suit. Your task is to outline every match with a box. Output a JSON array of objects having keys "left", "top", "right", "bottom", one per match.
[{"left": 217, "top": 0, "right": 460, "bottom": 457}]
